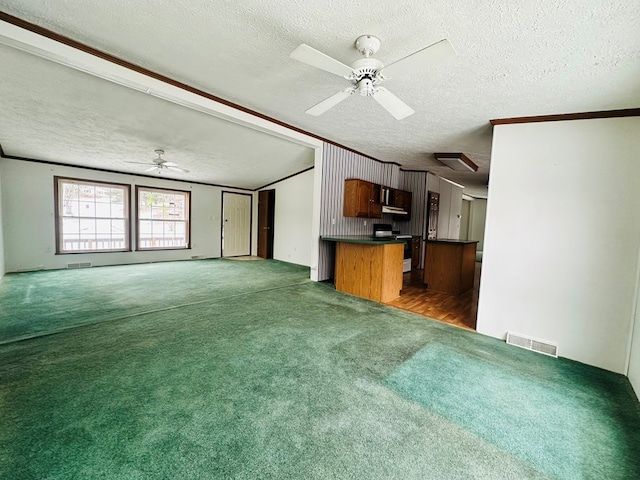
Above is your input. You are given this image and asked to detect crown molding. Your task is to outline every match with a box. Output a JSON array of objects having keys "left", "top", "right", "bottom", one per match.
[{"left": 491, "top": 108, "right": 640, "bottom": 125}]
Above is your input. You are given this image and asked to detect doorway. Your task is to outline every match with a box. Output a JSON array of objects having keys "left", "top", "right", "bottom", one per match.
[
  {"left": 257, "top": 189, "right": 275, "bottom": 259},
  {"left": 222, "top": 192, "right": 252, "bottom": 257}
]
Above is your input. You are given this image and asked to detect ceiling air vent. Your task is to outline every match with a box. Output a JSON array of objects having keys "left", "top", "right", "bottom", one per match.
[{"left": 506, "top": 332, "right": 558, "bottom": 358}]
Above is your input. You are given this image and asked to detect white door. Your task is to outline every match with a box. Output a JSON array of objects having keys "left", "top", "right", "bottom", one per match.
[{"left": 222, "top": 193, "right": 251, "bottom": 257}]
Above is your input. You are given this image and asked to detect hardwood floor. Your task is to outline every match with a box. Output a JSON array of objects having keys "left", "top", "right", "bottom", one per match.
[{"left": 385, "top": 262, "right": 481, "bottom": 331}]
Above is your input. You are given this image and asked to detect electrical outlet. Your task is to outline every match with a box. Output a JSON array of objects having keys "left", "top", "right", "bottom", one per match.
[
  {"left": 364, "top": 220, "right": 367, "bottom": 226},
  {"left": 332, "top": 218, "right": 336, "bottom": 225}
]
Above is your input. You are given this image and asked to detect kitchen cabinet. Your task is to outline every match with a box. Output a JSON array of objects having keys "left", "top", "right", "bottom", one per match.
[
  {"left": 411, "top": 236, "right": 421, "bottom": 268},
  {"left": 393, "top": 189, "right": 412, "bottom": 221},
  {"left": 343, "top": 179, "right": 382, "bottom": 218},
  {"left": 424, "top": 240, "right": 478, "bottom": 295},
  {"left": 343, "top": 179, "right": 412, "bottom": 219},
  {"left": 323, "top": 236, "right": 404, "bottom": 303}
]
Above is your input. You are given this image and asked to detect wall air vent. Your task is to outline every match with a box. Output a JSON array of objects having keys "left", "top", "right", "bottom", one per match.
[
  {"left": 506, "top": 332, "right": 558, "bottom": 358},
  {"left": 67, "top": 262, "right": 92, "bottom": 269}
]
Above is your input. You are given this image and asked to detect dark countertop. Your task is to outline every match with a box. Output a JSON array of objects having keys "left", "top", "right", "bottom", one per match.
[
  {"left": 321, "top": 235, "right": 406, "bottom": 245},
  {"left": 425, "top": 238, "right": 479, "bottom": 244}
]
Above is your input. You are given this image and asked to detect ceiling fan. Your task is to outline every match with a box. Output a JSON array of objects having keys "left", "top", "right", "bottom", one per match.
[
  {"left": 128, "top": 150, "right": 190, "bottom": 173},
  {"left": 290, "top": 35, "right": 456, "bottom": 120}
]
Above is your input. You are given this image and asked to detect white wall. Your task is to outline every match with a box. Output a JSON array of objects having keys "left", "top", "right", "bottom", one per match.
[
  {"left": 629, "top": 271, "right": 640, "bottom": 395},
  {"left": 469, "top": 199, "right": 487, "bottom": 251},
  {"left": 0, "top": 161, "right": 5, "bottom": 277},
  {"left": 447, "top": 182, "right": 463, "bottom": 239},
  {"left": 460, "top": 200, "right": 471, "bottom": 240},
  {"left": 269, "top": 169, "right": 314, "bottom": 266},
  {"left": 434, "top": 177, "right": 463, "bottom": 240},
  {"left": 427, "top": 172, "right": 440, "bottom": 194},
  {"left": 477, "top": 117, "right": 640, "bottom": 374},
  {"left": 0, "top": 159, "right": 253, "bottom": 271}
]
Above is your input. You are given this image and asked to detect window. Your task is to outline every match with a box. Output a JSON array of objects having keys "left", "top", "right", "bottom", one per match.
[
  {"left": 55, "top": 177, "right": 130, "bottom": 253},
  {"left": 136, "top": 187, "right": 190, "bottom": 250}
]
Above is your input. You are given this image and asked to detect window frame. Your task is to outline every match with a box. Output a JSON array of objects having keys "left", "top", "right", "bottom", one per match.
[
  {"left": 54, "top": 176, "right": 132, "bottom": 254},
  {"left": 135, "top": 185, "right": 191, "bottom": 251}
]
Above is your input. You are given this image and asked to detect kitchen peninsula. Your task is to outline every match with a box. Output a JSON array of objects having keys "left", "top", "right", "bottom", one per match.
[
  {"left": 424, "top": 239, "right": 478, "bottom": 295},
  {"left": 322, "top": 236, "right": 405, "bottom": 303}
]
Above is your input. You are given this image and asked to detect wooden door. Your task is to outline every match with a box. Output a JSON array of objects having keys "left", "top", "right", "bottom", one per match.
[
  {"left": 222, "top": 192, "right": 251, "bottom": 257},
  {"left": 257, "top": 189, "right": 275, "bottom": 259}
]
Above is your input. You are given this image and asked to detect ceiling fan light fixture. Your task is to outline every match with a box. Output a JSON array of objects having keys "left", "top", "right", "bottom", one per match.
[
  {"left": 434, "top": 152, "right": 478, "bottom": 172},
  {"left": 290, "top": 36, "right": 455, "bottom": 119}
]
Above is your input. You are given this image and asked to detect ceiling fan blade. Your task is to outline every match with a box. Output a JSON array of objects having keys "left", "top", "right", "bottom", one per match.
[
  {"left": 162, "top": 161, "right": 178, "bottom": 167},
  {"left": 380, "top": 39, "right": 456, "bottom": 79},
  {"left": 167, "top": 166, "right": 189, "bottom": 173},
  {"left": 305, "top": 88, "right": 356, "bottom": 116},
  {"left": 126, "top": 161, "right": 155, "bottom": 165},
  {"left": 290, "top": 44, "right": 353, "bottom": 77},
  {"left": 144, "top": 166, "right": 158, "bottom": 172},
  {"left": 372, "top": 87, "right": 415, "bottom": 120}
]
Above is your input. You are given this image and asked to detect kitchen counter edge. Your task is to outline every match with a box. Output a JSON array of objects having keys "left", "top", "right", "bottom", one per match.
[{"left": 321, "top": 235, "right": 406, "bottom": 245}]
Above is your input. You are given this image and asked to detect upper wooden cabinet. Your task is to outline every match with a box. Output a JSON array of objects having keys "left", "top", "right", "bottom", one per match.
[
  {"left": 343, "top": 179, "right": 412, "bottom": 220},
  {"left": 343, "top": 179, "right": 382, "bottom": 218},
  {"left": 392, "top": 189, "right": 412, "bottom": 221}
]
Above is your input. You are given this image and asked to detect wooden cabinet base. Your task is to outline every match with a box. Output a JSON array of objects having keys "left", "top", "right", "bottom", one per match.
[
  {"left": 335, "top": 242, "right": 404, "bottom": 303},
  {"left": 424, "top": 241, "right": 477, "bottom": 295}
]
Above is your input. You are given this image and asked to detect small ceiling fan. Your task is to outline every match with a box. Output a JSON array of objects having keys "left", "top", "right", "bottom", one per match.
[
  {"left": 128, "top": 150, "right": 189, "bottom": 173},
  {"left": 290, "top": 35, "right": 456, "bottom": 120}
]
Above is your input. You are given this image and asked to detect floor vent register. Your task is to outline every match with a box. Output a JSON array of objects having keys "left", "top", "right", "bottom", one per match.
[{"left": 506, "top": 332, "right": 558, "bottom": 358}]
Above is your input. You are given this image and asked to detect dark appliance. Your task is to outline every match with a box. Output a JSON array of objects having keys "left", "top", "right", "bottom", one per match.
[
  {"left": 427, "top": 191, "right": 440, "bottom": 240},
  {"left": 372, "top": 224, "right": 412, "bottom": 273}
]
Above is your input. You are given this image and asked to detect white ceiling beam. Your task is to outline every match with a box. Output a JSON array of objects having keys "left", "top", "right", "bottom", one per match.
[{"left": 0, "top": 19, "right": 323, "bottom": 150}]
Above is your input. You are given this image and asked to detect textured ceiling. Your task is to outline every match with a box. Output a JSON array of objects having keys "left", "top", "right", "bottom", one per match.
[
  {"left": 0, "top": 44, "right": 314, "bottom": 190},
  {"left": 1, "top": 0, "right": 639, "bottom": 195}
]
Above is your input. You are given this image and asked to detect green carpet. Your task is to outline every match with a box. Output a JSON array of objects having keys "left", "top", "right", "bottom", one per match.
[
  {"left": 1, "top": 260, "right": 639, "bottom": 479},
  {"left": 0, "top": 259, "right": 310, "bottom": 343},
  {"left": 386, "top": 343, "right": 640, "bottom": 479}
]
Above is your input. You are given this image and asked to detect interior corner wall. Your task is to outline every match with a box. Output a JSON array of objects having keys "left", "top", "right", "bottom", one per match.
[
  {"left": 0, "top": 159, "right": 252, "bottom": 272},
  {"left": 477, "top": 116, "right": 640, "bottom": 374},
  {"left": 269, "top": 168, "right": 314, "bottom": 266},
  {"left": 0, "top": 160, "right": 6, "bottom": 278}
]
